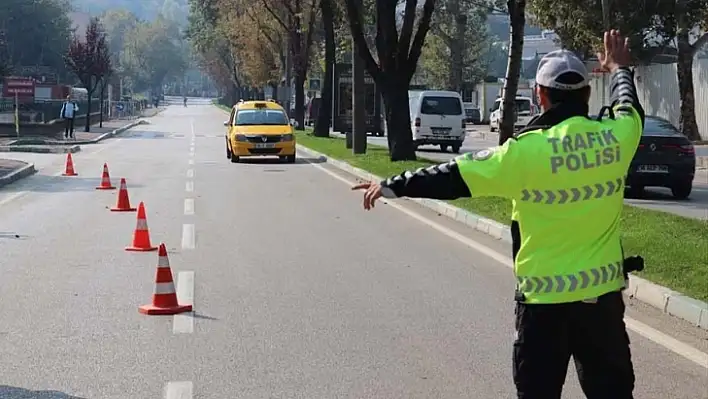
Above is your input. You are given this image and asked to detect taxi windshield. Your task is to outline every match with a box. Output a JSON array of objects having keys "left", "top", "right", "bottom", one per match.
[{"left": 235, "top": 109, "right": 289, "bottom": 126}]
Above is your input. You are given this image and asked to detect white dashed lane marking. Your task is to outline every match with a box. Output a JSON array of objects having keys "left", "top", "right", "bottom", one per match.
[
  {"left": 165, "top": 381, "right": 193, "bottom": 398},
  {"left": 185, "top": 181, "right": 193, "bottom": 192},
  {"left": 184, "top": 198, "right": 194, "bottom": 216},
  {"left": 173, "top": 271, "right": 195, "bottom": 334},
  {"left": 186, "top": 169, "right": 194, "bottom": 178}
]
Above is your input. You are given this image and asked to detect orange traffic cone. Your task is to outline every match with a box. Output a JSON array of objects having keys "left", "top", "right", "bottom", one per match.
[
  {"left": 139, "top": 243, "right": 192, "bottom": 315},
  {"left": 62, "top": 153, "right": 78, "bottom": 176},
  {"left": 95, "top": 163, "right": 116, "bottom": 190},
  {"left": 110, "top": 178, "right": 136, "bottom": 212},
  {"left": 126, "top": 202, "right": 157, "bottom": 251}
]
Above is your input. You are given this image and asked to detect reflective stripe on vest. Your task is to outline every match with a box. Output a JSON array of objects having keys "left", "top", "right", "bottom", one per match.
[
  {"left": 516, "top": 261, "right": 623, "bottom": 296},
  {"left": 520, "top": 177, "right": 624, "bottom": 204}
]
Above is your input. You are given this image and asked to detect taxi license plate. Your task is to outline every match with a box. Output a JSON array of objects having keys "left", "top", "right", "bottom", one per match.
[
  {"left": 254, "top": 143, "right": 275, "bottom": 149},
  {"left": 637, "top": 164, "right": 668, "bottom": 173}
]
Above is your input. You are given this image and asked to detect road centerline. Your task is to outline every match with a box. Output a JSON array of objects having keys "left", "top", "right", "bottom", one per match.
[
  {"left": 165, "top": 381, "right": 193, "bottom": 399},
  {"left": 181, "top": 224, "right": 195, "bottom": 249},
  {"left": 173, "top": 271, "right": 195, "bottom": 334}
]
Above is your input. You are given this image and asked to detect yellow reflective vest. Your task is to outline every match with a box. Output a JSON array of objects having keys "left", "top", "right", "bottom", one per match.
[{"left": 456, "top": 106, "right": 643, "bottom": 304}]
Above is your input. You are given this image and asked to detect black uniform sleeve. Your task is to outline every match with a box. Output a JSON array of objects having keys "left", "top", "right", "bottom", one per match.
[
  {"left": 379, "top": 159, "right": 472, "bottom": 200},
  {"left": 609, "top": 67, "right": 645, "bottom": 127}
]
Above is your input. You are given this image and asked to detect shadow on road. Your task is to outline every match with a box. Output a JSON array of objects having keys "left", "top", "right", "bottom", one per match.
[
  {"left": 0, "top": 174, "right": 145, "bottom": 193},
  {"left": 624, "top": 187, "right": 690, "bottom": 202},
  {"left": 0, "top": 386, "right": 86, "bottom": 399},
  {"left": 234, "top": 157, "right": 325, "bottom": 165}
]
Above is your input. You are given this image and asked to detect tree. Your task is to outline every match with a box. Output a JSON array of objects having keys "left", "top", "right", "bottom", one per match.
[
  {"left": 0, "top": 30, "right": 9, "bottom": 78},
  {"left": 498, "top": 0, "right": 525, "bottom": 145},
  {"left": 186, "top": 0, "right": 244, "bottom": 103},
  {"left": 64, "top": 18, "right": 112, "bottom": 132},
  {"left": 428, "top": 0, "right": 490, "bottom": 91},
  {"left": 121, "top": 18, "right": 187, "bottom": 94},
  {"left": 224, "top": 0, "right": 286, "bottom": 97},
  {"left": 658, "top": 0, "right": 708, "bottom": 141},
  {"left": 313, "top": 0, "right": 337, "bottom": 137},
  {"left": 343, "top": 0, "right": 435, "bottom": 161},
  {"left": 261, "top": 0, "right": 319, "bottom": 130},
  {"left": 529, "top": 0, "right": 708, "bottom": 141},
  {"left": 0, "top": 0, "right": 72, "bottom": 78}
]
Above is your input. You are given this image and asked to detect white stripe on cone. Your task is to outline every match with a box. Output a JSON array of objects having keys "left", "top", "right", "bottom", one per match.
[
  {"left": 136, "top": 219, "right": 148, "bottom": 230},
  {"left": 154, "top": 282, "right": 176, "bottom": 295},
  {"left": 158, "top": 256, "right": 170, "bottom": 267}
]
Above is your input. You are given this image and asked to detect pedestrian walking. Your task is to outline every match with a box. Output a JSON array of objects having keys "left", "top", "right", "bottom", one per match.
[
  {"left": 60, "top": 95, "right": 79, "bottom": 139},
  {"left": 352, "top": 30, "right": 643, "bottom": 399}
]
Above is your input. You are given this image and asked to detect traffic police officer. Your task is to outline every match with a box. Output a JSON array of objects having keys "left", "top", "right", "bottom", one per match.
[{"left": 353, "top": 30, "right": 644, "bottom": 399}]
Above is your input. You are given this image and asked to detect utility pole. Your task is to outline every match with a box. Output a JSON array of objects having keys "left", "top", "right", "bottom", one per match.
[{"left": 352, "top": 24, "right": 366, "bottom": 154}]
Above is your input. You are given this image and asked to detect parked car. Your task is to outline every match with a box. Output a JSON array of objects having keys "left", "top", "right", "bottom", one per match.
[
  {"left": 489, "top": 96, "right": 539, "bottom": 132},
  {"left": 590, "top": 114, "right": 696, "bottom": 198},
  {"left": 464, "top": 103, "right": 481, "bottom": 124},
  {"left": 409, "top": 90, "right": 466, "bottom": 153},
  {"left": 626, "top": 116, "right": 696, "bottom": 199}
]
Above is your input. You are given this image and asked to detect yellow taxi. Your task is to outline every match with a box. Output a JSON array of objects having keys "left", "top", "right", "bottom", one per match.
[{"left": 224, "top": 100, "right": 296, "bottom": 163}]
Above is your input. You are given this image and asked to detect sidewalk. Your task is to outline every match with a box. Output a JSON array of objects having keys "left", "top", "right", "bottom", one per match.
[{"left": 0, "top": 159, "right": 36, "bottom": 189}]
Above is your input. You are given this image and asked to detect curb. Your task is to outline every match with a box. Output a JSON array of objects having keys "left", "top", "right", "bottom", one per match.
[
  {"left": 295, "top": 143, "right": 708, "bottom": 330},
  {"left": 0, "top": 145, "right": 81, "bottom": 154},
  {"left": 5, "top": 120, "right": 148, "bottom": 147},
  {"left": 0, "top": 163, "right": 37, "bottom": 189},
  {"left": 85, "top": 119, "right": 148, "bottom": 144}
]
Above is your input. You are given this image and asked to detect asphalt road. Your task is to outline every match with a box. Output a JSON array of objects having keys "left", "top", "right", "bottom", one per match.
[
  {"left": 334, "top": 127, "right": 708, "bottom": 220},
  {"left": 0, "top": 104, "right": 706, "bottom": 398}
]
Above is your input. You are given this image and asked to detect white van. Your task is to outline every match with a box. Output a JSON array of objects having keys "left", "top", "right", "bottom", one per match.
[
  {"left": 488, "top": 96, "right": 539, "bottom": 132},
  {"left": 409, "top": 90, "right": 466, "bottom": 153}
]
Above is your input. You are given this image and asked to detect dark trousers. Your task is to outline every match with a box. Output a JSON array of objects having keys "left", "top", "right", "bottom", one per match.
[
  {"left": 513, "top": 291, "right": 635, "bottom": 399},
  {"left": 64, "top": 117, "right": 75, "bottom": 138}
]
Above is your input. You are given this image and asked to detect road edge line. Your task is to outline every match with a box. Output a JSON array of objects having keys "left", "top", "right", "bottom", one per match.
[{"left": 295, "top": 143, "right": 708, "bottom": 331}]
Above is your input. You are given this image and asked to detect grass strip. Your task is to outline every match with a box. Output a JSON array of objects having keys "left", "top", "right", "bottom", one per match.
[{"left": 294, "top": 130, "right": 708, "bottom": 302}]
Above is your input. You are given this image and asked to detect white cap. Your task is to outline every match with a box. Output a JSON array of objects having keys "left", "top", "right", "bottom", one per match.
[{"left": 535, "top": 50, "right": 589, "bottom": 90}]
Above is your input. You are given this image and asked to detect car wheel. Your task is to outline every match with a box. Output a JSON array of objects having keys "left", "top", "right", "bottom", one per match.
[
  {"left": 286, "top": 154, "right": 296, "bottom": 163},
  {"left": 671, "top": 181, "right": 692, "bottom": 199},
  {"left": 440, "top": 144, "right": 448, "bottom": 152},
  {"left": 451, "top": 143, "right": 461, "bottom": 154},
  {"left": 489, "top": 123, "right": 496, "bottom": 132},
  {"left": 230, "top": 153, "right": 240, "bottom": 163},
  {"left": 226, "top": 139, "right": 232, "bottom": 159}
]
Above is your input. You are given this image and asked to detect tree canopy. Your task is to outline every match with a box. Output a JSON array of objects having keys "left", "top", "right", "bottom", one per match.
[{"left": 0, "top": 0, "right": 73, "bottom": 78}]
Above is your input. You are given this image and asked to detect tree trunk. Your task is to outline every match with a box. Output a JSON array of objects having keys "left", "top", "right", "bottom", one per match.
[
  {"left": 294, "top": 71, "right": 306, "bottom": 130},
  {"left": 85, "top": 96, "right": 92, "bottom": 132},
  {"left": 270, "top": 82, "right": 279, "bottom": 101},
  {"left": 676, "top": 31, "right": 700, "bottom": 141},
  {"left": 228, "top": 83, "right": 239, "bottom": 105},
  {"left": 99, "top": 84, "right": 105, "bottom": 128},
  {"left": 447, "top": 0, "right": 465, "bottom": 92},
  {"left": 382, "top": 78, "right": 416, "bottom": 161},
  {"left": 499, "top": 0, "right": 526, "bottom": 145},
  {"left": 314, "top": 0, "right": 335, "bottom": 137}
]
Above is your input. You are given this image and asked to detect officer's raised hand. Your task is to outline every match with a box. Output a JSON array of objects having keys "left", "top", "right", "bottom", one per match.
[
  {"left": 597, "top": 29, "right": 632, "bottom": 72},
  {"left": 351, "top": 181, "right": 383, "bottom": 210}
]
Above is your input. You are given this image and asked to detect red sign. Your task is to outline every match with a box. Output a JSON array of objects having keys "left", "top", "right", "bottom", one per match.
[{"left": 3, "top": 77, "right": 36, "bottom": 97}]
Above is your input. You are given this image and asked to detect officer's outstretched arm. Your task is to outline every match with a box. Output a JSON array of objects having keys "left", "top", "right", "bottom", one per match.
[
  {"left": 379, "top": 158, "right": 472, "bottom": 200},
  {"left": 380, "top": 139, "right": 523, "bottom": 200},
  {"left": 610, "top": 67, "right": 645, "bottom": 129}
]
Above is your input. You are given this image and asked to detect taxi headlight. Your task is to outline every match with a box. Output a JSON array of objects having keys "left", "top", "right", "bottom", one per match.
[
  {"left": 281, "top": 134, "right": 294, "bottom": 142},
  {"left": 235, "top": 134, "right": 247, "bottom": 142}
]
